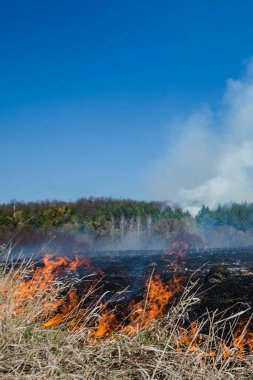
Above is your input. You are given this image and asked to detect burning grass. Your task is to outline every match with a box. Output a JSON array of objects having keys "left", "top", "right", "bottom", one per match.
[{"left": 0, "top": 249, "right": 252, "bottom": 379}]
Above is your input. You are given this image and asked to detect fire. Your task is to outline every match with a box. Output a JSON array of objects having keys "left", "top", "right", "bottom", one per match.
[
  {"left": 221, "top": 320, "right": 253, "bottom": 358},
  {"left": 89, "top": 305, "right": 117, "bottom": 339},
  {"left": 0, "top": 254, "right": 102, "bottom": 322},
  {"left": 42, "top": 290, "right": 78, "bottom": 327},
  {"left": 0, "top": 244, "right": 189, "bottom": 339},
  {"left": 86, "top": 273, "right": 185, "bottom": 339},
  {"left": 164, "top": 241, "right": 188, "bottom": 272},
  {"left": 175, "top": 319, "right": 253, "bottom": 360},
  {"left": 122, "top": 274, "right": 184, "bottom": 335},
  {"left": 176, "top": 323, "right": 216, "bottom": 358},
  {"left": 0, "top": 243, "right": 187, "bottom": 335},
  {"left": 1, "top": 241, "right": 253, "bottom": 362}
]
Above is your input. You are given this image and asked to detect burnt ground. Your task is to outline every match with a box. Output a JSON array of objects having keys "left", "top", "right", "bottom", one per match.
[
  {"left": 3, "top": 246, "right": 253, "bottom": 326},
  {"left": 85, "top": 248, "right": 253, "bottom": 322}
]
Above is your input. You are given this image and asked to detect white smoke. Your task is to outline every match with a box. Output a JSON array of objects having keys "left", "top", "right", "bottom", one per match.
[{"left": 149, "top": 60, "right": 253, "bottom": 214}]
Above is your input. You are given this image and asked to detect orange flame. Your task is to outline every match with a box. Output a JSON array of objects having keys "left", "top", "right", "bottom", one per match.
[
  {"left": 122, "top": 274, "right": 184, "bottom": 335},
  {"left": 222, "top": 320, "right": 253, "bottom": 358},
  {"left": 88, "top": 305, "right": 117, "bottom": 340},
  {"left": 3, "top": 243, "right": 253, "bottom": 362},
  {"left": 0, "top": 254, "right": 101, "bottom": 323},
  {"left": 0, "top": 244, "right": 188, "bottom": 339}
]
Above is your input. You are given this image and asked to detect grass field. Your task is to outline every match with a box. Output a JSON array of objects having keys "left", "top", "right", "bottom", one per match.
[{"left": 0, "top": 251, "right": 252, "bottom": 379}]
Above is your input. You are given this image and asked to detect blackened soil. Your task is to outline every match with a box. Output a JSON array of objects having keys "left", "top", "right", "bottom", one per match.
[{"left": 5, "top": 247, "right": 253, "bottom": 323}]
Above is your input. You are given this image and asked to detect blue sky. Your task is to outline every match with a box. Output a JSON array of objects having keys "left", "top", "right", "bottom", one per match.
[{"left": 1, "top": 0, "right": 253, "bottom": 203}]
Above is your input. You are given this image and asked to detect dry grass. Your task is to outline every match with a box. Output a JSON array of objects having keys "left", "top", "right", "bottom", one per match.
[{"left": 0, "top": 252, "right": 252, "bottom": 379}]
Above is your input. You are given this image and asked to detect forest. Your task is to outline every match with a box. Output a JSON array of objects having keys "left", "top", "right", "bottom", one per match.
[{"left": 0, "top": 198, "right": 253, "bottom": 248}]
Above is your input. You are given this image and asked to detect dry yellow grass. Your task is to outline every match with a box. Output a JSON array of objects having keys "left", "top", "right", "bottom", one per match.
[{"left": 0, "top": 252, "right": 252, "bottom": 379}]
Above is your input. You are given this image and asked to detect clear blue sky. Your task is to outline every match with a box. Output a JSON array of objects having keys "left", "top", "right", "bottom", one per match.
[{"left": 1, "top": 0, "right": 253, "bottom": 203}]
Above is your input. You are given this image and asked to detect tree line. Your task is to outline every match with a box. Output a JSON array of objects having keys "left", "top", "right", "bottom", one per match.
[{"left": 1, "top": 198, "right": 253, "bottom": 246}]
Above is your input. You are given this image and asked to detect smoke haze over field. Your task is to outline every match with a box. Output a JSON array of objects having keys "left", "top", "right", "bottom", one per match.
[{"left": 149, "top": 60, "right": 253, "bottom": 214}]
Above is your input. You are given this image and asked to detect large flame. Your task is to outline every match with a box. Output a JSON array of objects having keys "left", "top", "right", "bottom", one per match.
[
  {"left": 0, "top": 254, "right": 102, "bottom": 322},
  {"left": 122, "top": 274, "right": 184, "bottom": 335},
  {"left": 1, "top": 243, "right": 253, "bottom": 360}
]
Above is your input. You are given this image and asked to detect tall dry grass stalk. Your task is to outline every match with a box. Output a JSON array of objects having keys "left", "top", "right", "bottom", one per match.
[{"left": 0, "top": 252, "right": 252, "bottom": 379}]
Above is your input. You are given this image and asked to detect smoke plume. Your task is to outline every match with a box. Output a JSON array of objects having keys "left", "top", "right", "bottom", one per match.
[{"left": 149, "top": 60, "right": 253, "bottom": 214}]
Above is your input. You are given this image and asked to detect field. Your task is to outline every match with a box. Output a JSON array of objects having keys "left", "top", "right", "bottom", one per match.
[{"left": 0, "top": 246, "right": 253, "bottom": 380}]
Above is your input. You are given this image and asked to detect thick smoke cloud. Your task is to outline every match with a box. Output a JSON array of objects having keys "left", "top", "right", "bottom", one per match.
[{"left": 149, "top": 60, "right": 253, "bottom": 214}]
